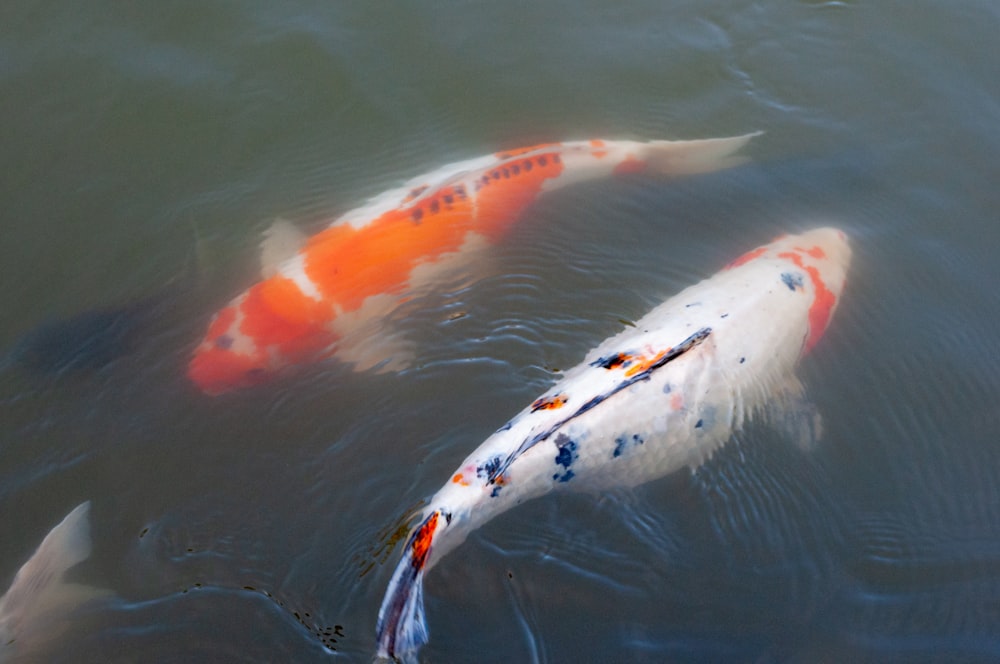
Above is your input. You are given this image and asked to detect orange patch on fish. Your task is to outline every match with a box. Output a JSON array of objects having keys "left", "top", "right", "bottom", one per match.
[
  {"left": 612, "top": 155, "right": 647, "bottom": 175},
  {"left": 187, "top": 346, "right": 267, "bottom": 395},
  {"left": 725, "top": 246, "right": 767, "bottom": 270},
  {"left": 625, "top": 349, "right": 669, "bottom": 377},
  {"left": 473, "top": 152, "right": 565, "bottom": 239},
  {"left": 303, "top": 192, "right": 477, "bottom": 312},
  {"left": 451, "top": 473, "right": 470, "bottom": 486},
  {"left": 494, "top": 142, "right": 560, "bottom": 160},
  {"left": 531, "top": 393, "right": 568, "bottom": 412},
  {"left": 410, "top": 512, "right": 440, "bottom": 570},
  {"left": 778, "top": 251, "right": 838, "bottom": 352}
]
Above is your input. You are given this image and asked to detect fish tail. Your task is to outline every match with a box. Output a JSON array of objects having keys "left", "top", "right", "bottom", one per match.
[
  {"left": 0, "top": 502, "right": 106, "bottom": 642},
  {"left": 375, "top": 510, "right": 444, "bottom": 660},
  {"left": 643, "top": 132, "right": 762, "bottom": 176}
]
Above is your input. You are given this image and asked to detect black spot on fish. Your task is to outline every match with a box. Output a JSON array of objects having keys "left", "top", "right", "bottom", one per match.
[
  {"left": 511, "top": 164, "right": 520, "bottom": 175},
  {"left": 490, "top": 486, "right": 503, "bottom": 498},
  {"left": 454, "top": 185, "right": 467, "bottom": 199},
  {"left": 430, "top": 199, "right": 440, "bottom": 214},
  {"left": 720, "top": 313, "right": 729, "bottom": 319},
  {"left": 553, "top": 434, "right": 578, "bottom": 482},
  {"left": 695, "top": 419, "right": 704, "bottom": 429},
  {"left": 537, "top": 156, "right": 549, "bottom": 167},
  {"left": 215, "top": 334, "right": 233, "bottom": 349},
  {"left": 612, "top": 433, "right": 645, "bottom": 458},
  {"left": 590, "top": 351, "right": 632, "bottom": 370},
  {"left": 491, "top": 170, "right": 501, "bottom": 180},
  {"left": 411, "top": 208, "right": 424, "bottom": 223},
  {"left": 502, "top": 167, "right": 510, "bottom": 178},
  {"left": 477, "top": 455, "right": 503, "bottom": 480},
  {"left": 523, "top": 159, "right": 533, "bottom": 172},
  {"left": 740, "top": 357, "right": 746, "bottom": 364},
  {"left": 781, "top": 272, "right": 804, "bottom": 291},
  {"left": 496, "top": 421, "right": 513, "bottom": 433},
  {"left": 443, "top": 194, "right": 454, "bottom": 205},
  {"left": 685, "top": 302, "right": 702, "bottom": 308},
  {"left": 486, "top": 328, "right": 712, "bottom": 485}
]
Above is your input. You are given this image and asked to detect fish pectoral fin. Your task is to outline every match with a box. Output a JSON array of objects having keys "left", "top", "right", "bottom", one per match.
[
  {"left": 259, "top": 217, "right": 307, "bottom": 279},
  {"left": 763, "top": 375, "right": 823, "bottom": 452},
  {"left": 335, "top": 326, "right": 415, "bottom": 374}
]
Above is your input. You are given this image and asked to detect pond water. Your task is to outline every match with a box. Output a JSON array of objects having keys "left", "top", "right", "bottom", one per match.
[{"left": 1, "top": 1, "right": 999, "bottom": 662}]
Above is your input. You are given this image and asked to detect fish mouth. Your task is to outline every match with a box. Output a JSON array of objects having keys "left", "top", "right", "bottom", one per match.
[{"left": 186, "top": 348, "right": 270, "bottom": 395}]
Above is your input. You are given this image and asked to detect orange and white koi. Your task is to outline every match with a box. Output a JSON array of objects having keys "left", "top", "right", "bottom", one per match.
[
  {"left": 187, "top": 134, "right": 759, "bottom": 394},
  {"left": 375, "top": 228, "right": 851, "bottom": 659}
]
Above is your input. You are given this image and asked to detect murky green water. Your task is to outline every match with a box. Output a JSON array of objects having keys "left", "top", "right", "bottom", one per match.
[{"left": 2, "top": 1, "right": 999, "bottom": 662}]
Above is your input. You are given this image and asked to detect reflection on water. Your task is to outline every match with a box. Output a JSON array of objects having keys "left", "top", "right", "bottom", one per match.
[{"left": 2, "top": 0, "right": 1000, "bottom": 662}]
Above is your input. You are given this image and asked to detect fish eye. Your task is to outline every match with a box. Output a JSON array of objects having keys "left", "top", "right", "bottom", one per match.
[{"left": 214, "top": 335, "right": 234, "bottom": 350}]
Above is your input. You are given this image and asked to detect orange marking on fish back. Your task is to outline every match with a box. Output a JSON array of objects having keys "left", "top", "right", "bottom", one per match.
[
  {"left": 531, "top": 393, "right": 567, "bottom": 412},
  {"left": 494, "top": 142, "right": 560, "bottom": 160},
  {"left": 625, "top": 350, "right": 668, "bottom": 377},
  {"left": 473, "top": 151, "right": 565, "bottom": 239},
  {"left": 613, "top": 155, "right": 647, "bottom": 175},
  {"left": 410, "top": 512, "right": 439, "bottom": 569},
  {"left": 725, "top": 246, "right": 767, "bottom": 270},
  {"left": 778, "top": 251, "right": 837, "bottom": 352},
  {"left": 604, "top": 352, "right": 635, "bottom": 369},
  {"left": 589, "top": 139, "right": 608, "bottom": 158},
  {"left": 303, "top": 189, "right": 477, "bottom": 312},
  {"left": 451, "top": 473, "right": 470, "bottom": 486}
]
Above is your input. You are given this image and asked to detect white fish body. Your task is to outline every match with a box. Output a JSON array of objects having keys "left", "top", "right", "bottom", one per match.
[
  {"left": 376, "top": 228, "right": 852, "bottom": 659},
  {"left": 0, "top": 502, "right": 108, "bottom": 661}
]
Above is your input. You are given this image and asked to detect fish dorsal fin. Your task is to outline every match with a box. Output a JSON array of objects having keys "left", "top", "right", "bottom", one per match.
[
  {"left": 328, "top": 293, "right": 415, "bottom": 373},
  {"left": 762, "top": 374, "right": 823, "bottom": 452},
  {"left": 259, "top": 217, "right": 307, "bottom": 279},
  {"left": 488, "top": 327, "right": 713, "bottom": 483}
]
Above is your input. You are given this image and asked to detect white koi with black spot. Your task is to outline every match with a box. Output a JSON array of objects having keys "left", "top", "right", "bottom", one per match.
[{"left": 375, "top": 227, "right": 852, "bottom": 660}]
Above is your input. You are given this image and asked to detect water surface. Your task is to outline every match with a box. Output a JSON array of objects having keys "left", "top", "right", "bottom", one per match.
[{"left": 2, "top": 1, "right": 999, "bottom": 662}]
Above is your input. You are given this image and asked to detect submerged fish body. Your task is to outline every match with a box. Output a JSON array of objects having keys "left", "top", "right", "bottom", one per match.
[
  {"left": 375, "top": 228, "right": 852, "bottom": 659},
  {"left": 0, "top": 502, "right": 108, "bottom": 661},
  {"left": 187, "top": 134, "right": 759, "bottom": 395}
]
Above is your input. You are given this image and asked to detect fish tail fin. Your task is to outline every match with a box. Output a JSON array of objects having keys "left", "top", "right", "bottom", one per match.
[
  {"left": 375, "top": 510, "right": 445, "bottom": 660},
  {"left": 0, "top": 502, "right": 108, "bottom": 643},
  {"left": 644, "top": 131, "right": 762, "bottom": 176}
]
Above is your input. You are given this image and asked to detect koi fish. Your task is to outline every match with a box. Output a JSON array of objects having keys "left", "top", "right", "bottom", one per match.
[
  {"left": 0, "top": 502, "right": 109, "bottom": 661},
  {"left": 375, "top": 227, "right": 851, "bottom": 659},
  {"left": 188, "top": 133, "right": 760, "bottom": 395}
]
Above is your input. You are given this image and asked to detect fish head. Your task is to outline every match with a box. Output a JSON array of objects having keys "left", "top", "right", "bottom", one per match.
[{"left": 188, "top": 278, "right": 337, "bottom": 395}]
